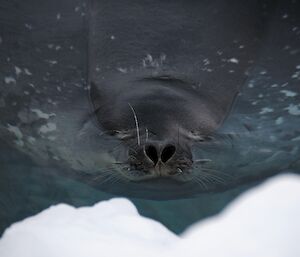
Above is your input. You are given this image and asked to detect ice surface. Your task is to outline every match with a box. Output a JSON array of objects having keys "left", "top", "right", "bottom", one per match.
[{"left": 0, "top": 174, "right": 299, "bottom": 257}]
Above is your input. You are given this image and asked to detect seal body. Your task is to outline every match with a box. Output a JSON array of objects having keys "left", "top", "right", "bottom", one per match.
[{"left": 0, "top": 0, "right": 300, "bottom": 200}]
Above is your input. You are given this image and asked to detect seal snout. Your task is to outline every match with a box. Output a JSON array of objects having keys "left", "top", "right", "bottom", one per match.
[
  {"left": 125, "top": 140, "right": 193, "bottom": 179},
  {"left": 144, "top": 143, "right": 176, "bottom": 165}
]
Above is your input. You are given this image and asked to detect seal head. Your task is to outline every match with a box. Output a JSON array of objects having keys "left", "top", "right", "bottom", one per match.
[{"left": 90, "top": 73, "right": 230, "bottom": 183}]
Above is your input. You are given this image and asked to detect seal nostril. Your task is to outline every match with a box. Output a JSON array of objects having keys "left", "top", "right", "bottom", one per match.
[
  {"left": 145, "top": 145, "right": 159, "bottom": 164},
  {"left": 161, "top": 145, "right": 176, "bottom": 163}
]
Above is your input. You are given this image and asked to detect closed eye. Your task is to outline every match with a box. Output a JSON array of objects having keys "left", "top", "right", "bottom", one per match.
[
  {"left": 109, "top": 130, "right": 135, "bottom": 140},
  {"left": 186, "top": 131, "right": 214, "bottom": 142}
]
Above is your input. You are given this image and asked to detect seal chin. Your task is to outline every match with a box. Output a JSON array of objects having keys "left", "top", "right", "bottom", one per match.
[{"left": 117, "top": 163, "right": 193, "bottom": 182}]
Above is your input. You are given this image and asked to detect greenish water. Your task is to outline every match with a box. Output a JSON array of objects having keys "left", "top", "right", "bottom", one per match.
[{"left": 0, "top": 141, "right": 255, "bottom": 235}]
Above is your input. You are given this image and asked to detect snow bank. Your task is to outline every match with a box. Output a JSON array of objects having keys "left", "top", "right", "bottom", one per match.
[{"left": 0, "top": 174, "right": 299, "bottom": 257}]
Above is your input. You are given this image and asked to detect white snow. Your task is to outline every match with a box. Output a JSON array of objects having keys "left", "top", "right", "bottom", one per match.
[{"left": 0, "top": 174, "right": 299, "bottom": 257}]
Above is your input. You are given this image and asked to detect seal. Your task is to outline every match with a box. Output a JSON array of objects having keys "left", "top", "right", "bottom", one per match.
[{"left": 0, "top": 0, "right": 300, "bottom": 200}]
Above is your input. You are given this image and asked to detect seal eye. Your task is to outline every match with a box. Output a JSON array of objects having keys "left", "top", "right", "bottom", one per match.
[
  {"left": 187, "top": 131, "right": 213, "bottom": 142},
  {"left": 110, "top": 130, "right": 134, "bottom": 140}
]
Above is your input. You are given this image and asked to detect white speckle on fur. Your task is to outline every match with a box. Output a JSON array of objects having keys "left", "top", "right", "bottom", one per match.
[
  {"left": 228, "top": 58, "right": 239, "bottom": 64},
  {"left": 260, "top": 70, "right": 267, "bottom": 75},
  {"left": 285, "top": 104, "right": 300, "bottom": 115},
  {"left": 203, "top": 59, "right": 210, "bottom": 65},
  {"left": 258, "top": 94, "right": 264, "bottom": 98},
  {"left": 296, "top": 65, "right": 300, "bottom": 69},
  {"left": 275, "top": 117, "right": 284, "bottom": 125},
  {"left": 24, "top": 23, "right": 33, "bottom": 30},
  {"left": 24, "top": 68, "right": 32, "bottom": 75},
  {"left": 282, "top": 13, "right": 289, "bottom": 19},
  {"left": 56, "top": 13, "right": 61, "bottom": 20},
  {"left": 15, "top": 66, "right": 22, "bottom": 76},
  {"left": 46, "top": 60, "right": 58, "bottom": 65},
  {"left": 39, "top": 123, "right": 57, "bottom": 134},
  {"left": 142, "top": 54, "right": 153, "bottom": 67},
  {"left": 292, "top": 71, "right": 300, "bottom": 79},
  {"left": 260, "top": 107, "right": 274, "bottom": 114},
  {"left": 31, "top": 109, "right": 56, "bottom": 119},
  {"left": 280, "top": 90, "right": 298, "bottom": 97},
  {"left": 142, "top": 54, "right": 166, "bottom": 68},
  {"left": 110, "top": 35, "right": 115, "bottom": 40},
  {"left": 4, "top": 76, "right": 16, "bottom": 84},
  {"left": 117, "top": 67, "right": 127, "bottom": 73}
]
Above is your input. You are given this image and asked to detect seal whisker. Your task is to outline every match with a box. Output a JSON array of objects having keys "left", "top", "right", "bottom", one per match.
[
  {"left": 201, "top": 167, "right": 234, "bottom": 179},
  {"left": 192, "top": 176, "right": 208, "bottom": 190},
  {"left": 91, "top": 169, "right": 116, "bottom": 182},
  {"left": 112, "top": 162, "right": 126, "bottom": 165},
  {"left": 128, "top": 147, "right": 138, "bottom": 154},
  {"left": 95, "top": 172, "right": 122, "bottom": 185},
  {"left": 197, "top": 169, "right": 229, "bottom": 184},
  {"left": 177, "top": 123, "right": 180, "bottom": 147},
  {"left": 194, "top": 159, "right": 212, "bottom": 164},
  {"left": 145, "top": 127, "right": 149, "bottom": 142},
  {"left": 128, "top": 103, "right": 141, "bottom": 146},
  {"left": 199, "top": 171, "right": 226, "bottom": 184},
  {"left": 195, "top": 171, "right": 216, "bottom": 183},
  {"left": 107, "top": 142, "right": 124, "bottom": 154}
]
